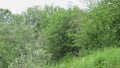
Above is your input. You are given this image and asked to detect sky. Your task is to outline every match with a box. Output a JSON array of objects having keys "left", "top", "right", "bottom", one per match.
[{"left": 0, "top": 0, "right": 88, "bottom": 14}]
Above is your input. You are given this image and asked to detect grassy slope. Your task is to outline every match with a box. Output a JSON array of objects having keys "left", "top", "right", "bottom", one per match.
[{"left": 47, "top": 47, "right": 120, "bottom": 68}]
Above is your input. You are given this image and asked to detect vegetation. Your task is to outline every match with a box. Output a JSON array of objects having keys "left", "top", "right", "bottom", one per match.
[
  {"left": 47, "top": 47, "right": 120, "bottom": 68},
  {"left": 0, "top": 0, "right": 119, "bottom": 68}
]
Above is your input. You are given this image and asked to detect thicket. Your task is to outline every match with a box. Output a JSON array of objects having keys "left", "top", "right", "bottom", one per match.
[
  {"left": 75, "top": 0, "right": 120, "bottom": 54},
  {"left": 0, "top": 0, "right": 120, "bottom": 68}
]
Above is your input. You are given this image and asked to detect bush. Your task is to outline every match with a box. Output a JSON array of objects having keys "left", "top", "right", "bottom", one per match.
[
  {"left": 43, "top": 7, "right": 81, "bottom": 61},
  {"left": 75, "top": 0, "right": 120, "bottom": 54}
]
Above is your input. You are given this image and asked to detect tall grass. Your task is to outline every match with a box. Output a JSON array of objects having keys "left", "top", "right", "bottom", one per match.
[{"left": 47, "top": 47, "right": 120, "bottom": 68}]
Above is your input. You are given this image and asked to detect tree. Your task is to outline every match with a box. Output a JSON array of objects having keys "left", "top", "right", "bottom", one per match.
[
  {"left": 0, "top": 8, "right": 13, "bottom": 25},
  {"left": 43, "top": 7, "right": 81, "bottom": 61},
  {"left": 75, "top": 0, "right": 120, "bottom": 54},
  {"left": 0, "top": 9, "right": 35, "bottom": 68}
]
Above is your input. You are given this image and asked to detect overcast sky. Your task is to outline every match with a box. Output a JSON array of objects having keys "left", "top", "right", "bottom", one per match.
[{"left": 0, "top": 0, "right": 88, "bottom": 14}]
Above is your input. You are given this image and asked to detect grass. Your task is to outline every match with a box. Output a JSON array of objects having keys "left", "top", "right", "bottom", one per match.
[{"left": 46, "top": 47, "right": 120, "bottom": 68}]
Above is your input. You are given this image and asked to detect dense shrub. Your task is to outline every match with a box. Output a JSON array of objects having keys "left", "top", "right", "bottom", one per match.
[
  {"left": 75, "top": 0, "right": 120, "bottom": 54},
  {"left": 43, "top": 7, "right": 81, "bottom": 61}
]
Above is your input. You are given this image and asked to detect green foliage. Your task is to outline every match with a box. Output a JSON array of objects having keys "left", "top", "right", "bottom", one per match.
[
  {"left": 0, "top": 0, "right": 120, "bottom": 67},
  {"left": 43, "top": 7, "right": 81, "bottom": 60},
  {"left": 75, "top": 0, "right": 120, "bottom": 54},
  {"left": 0, "top": 8, "right": 12, "bottom": 23},
  {"left": 0, "top": 8, "right": 50, "bottom": 68},
  {"left": 0, "top": 16, "right": 35, "bottom": 68},
  {"left": 47, "top": 47, "right": 120, "bottom": 68}
]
